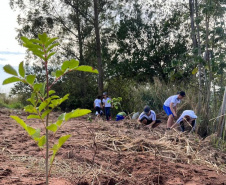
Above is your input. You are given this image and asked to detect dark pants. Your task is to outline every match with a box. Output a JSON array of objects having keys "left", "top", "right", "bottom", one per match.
[
  {"left": 105, "top": 107, "right": 111, "bottom": 120},
  {"left": 180, "top": 120, "right": 195, "bottom": 132},
  {"left": 140, "top": 118, "right": 161, "bottom": 125},
  {"left": 95, "top": 107, "right": 101, "bottom": 114}
]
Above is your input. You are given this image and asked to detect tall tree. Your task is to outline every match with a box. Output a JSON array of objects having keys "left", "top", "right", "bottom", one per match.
[{"left": 93, "top": 0, "right": 104, "bottom": 95}]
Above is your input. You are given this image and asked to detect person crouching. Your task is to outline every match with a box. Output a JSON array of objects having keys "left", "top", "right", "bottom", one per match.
[
  {"left": 171, "top": 110, "right": 197, "bottom": 132},
  {"left": 138, "top": 105, "right": 161, "bottom": 128}
]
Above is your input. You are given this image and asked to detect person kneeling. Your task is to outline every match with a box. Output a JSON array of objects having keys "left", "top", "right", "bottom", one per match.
[
  {"left": 138, "top": 105, "right": 161, "bottom": 128},
  {"left": 171, "top": 110, "right": 197, "bottom": 132}
]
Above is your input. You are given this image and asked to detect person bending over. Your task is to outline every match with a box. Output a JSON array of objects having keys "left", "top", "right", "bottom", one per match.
[
  {"left": 163, "top": 91, "right": 186, "bottom": 130},
  {"left": 138, "top": 105, "right": 161, "bottom": 128},
  {"left": 171, "top": 110, "right": 197, "bottom": 132}
]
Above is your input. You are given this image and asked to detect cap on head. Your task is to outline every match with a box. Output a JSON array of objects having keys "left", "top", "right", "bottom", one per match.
[
  {"left": 179, "top": 91, "right": 186, "bottom": 97},
  {"left": 103, "top": 92, "right": 107, "bottom": 96},
  {"left": 144, "top": 105, "right": 151, "bottom": 114}
]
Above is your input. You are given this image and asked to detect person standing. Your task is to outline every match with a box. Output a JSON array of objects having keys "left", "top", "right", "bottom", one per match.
[
  {"left": 94, "top": 95, "right": 103, "bottom": 116},
  {"left": 171, "top": 110, "right": 197, "bottom": 132},
  {"left": 138, "top": 105, "right": 161, "bottom": 128},
  {"left": 102, "top": 92, "right": 112, "bottom": 121},
  {"left": 163, "top": 91, "right": 186, "bottom": 130}
]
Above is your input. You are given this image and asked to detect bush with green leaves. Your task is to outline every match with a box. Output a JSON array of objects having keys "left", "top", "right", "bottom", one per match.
[
  {"left": 108, "top": 97, "right": 122, "bottom": 110},
  {"left": 2, "top": 33, "right": 98, "bottom": 184}
]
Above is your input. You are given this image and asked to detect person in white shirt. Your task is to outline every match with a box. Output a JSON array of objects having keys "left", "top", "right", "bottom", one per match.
[
  {"left": 138, "top": 105, "right": 161, "bottom": 128},
  {"left": 171, "top": 110, "right": 197, "bottom": 132},
  {"left": 94, "top": 96, "right": 103, "bottom": 116},
  {"left": 102, "top": 92, "right": 112, "bottom": 121},
  {"left": 163, "top": 91, "right": 186, "bottom": 130}
]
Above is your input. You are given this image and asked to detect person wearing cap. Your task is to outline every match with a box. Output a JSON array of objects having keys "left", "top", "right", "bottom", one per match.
[
  {"left": 170, "top": 110, "right": 197, "bottom": 132},
  {"left": 163, "top": 91, "right": 186, "bottom": 130},
  {"left": 137, "top": 105, "right": 161, "bottom": 128},
  {"left": 102, "top": 92, "right": 112, "bottom": 121}
]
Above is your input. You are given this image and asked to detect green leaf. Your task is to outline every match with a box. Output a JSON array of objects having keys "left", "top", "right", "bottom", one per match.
[
  {"left": 27, "top": 93, "right": 36, "bottom": 105},
  {"left": 30, "top": 38, "right": 43, "bottom": 45},
  {"left": 24, "top": 105, "right": 37, "bottom": 113},
  {"left": 65, "top": 109, "right": 91, "bottom": 121},
  {"left": 50, "top": 95, "right": 60, "bottom": 99},
  {"left": 61, "top": 59, "right": 79, "bottom": 71},
  {"left": 27, "top": 126, "right": 36, "bottom": 136},
  {"left": 3, "top": 77, "right": 22, "bottom": 85},
  {"left": 38, "top": 136, "right": 46, "bottom": 148},
  {"left": 45, "top": 37, "right": 58, "bottom": 48},
  {"left": 49, "top": 94, "right": 69, "bottom": 109},
  {"left": 50, "top": 135, "right": 71, "bottom": 164},
  {"left": 56, "top": 120, "right": 63, "bottom": 127},
  {"left": 58, "top": 113, "right": 66, "bottom": 121},
  {"left": 26, "top": 75, "right": 36, "bottom": 84},
  {"left": 3, "top": 65, "right": 18, "bottom": 76},
  {"left": 40, "top": 83, "right": 46, "bottom": 96},
  {"left": 46, "top": 43, "right": 59, "bottom": 53},
  {"left": 58, "top": 135, "right": 71, "bottom": 147},
  {"left": 74, "top": 65, "right": 98, "bottom": 74},
  {"left": 31, "top": 129, "right": 41, "bottom": 141},
  {"left": 192, "top": 67, "right": 198, "bottom": 75},
  {"left": 10, "top": 116, "right": 27, "bottom": 131},
  {"left": 39, "top": 98, "right": 51, "bottom": 112},
  {"left": 38, "top": 33, "right": 48, "bottom": 44},
  {"left": 41, "top": 109, "right": 52, "bottom": 119},
  {"left": 21, "top": 36, "right": 32, "bottom": 45},
  {"left": 61, "top": 60, "right": 70, "bottom": 72},
  {"left": 47, "top": 52, "right": 56, "bottom": 60},
  {"left": 27, "top": 115, "right": 41, "bottom": 119},
  {"left": 34, "top": 83, "right": 43, "bottom": 91},
  {"left": 19, "top": 61, "right": 25, "bottom": 77},
  {"left": 46, "top": 124, "right": 58, "bottom": 133},
  {"left": 49, "top": 90, "right": 56, "bottom": 96},
  {"left": 56, "top": 70, "right": 64, "bottom": 78},
  {"left": 69, "top": 59, "right": 79, "bottom": 69}
]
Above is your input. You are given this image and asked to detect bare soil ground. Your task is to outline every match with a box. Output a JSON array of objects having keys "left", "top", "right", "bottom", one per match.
[{"left": 0, "top": 108, "right": 226, "bottom": 185}]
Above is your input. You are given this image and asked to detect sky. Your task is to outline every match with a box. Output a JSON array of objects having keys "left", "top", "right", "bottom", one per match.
[{"left": 0, "top": 1, "right": 25, "bottom": 94}]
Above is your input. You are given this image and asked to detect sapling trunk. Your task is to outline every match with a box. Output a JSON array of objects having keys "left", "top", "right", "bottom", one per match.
[{"left": 44, "top": 46, "right": 49, "bottom": 185}]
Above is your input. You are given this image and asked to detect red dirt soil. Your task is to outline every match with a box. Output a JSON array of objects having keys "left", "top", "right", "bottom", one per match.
[{"left": 0, "top": 108, "right": 225, "bottom": 185}]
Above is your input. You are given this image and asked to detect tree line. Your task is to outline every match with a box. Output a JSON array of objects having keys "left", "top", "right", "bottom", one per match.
[{"left": 9, "top": 0, "right": 226, "bottom": 136}]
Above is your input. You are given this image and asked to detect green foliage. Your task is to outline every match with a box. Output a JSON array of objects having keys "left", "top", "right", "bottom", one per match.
[
  {"left": 108, "top": 97, "right": 122, "bottom": 110},
  {"left": 2, "top": 33, "right": 98, "bottom": 182}
]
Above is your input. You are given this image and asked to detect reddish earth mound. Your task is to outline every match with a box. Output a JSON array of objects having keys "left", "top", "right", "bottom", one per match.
[{"left": 0, "top": 108, "right": 225, "bottom": 184}]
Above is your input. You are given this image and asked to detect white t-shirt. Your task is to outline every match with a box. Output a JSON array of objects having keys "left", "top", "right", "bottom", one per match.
[
  {"left": 164, "top": 95, "right": 181, "bottom": 107},
  {"left": 103, "top": 97, "right": 111, "bottom": 107},
  {"left": 138, "top": 110, "right": 156, "bottom": 121},
  {"left": 176, "top": 110, "right": 197, "bottom": 124},
  {"left": 94, "top": 99, "right": 101, "bottom": 107}
]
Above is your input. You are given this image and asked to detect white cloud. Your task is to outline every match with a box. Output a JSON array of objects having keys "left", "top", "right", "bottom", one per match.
[{"left": 0, "top": 1, "right": 26, "bottom": 93}]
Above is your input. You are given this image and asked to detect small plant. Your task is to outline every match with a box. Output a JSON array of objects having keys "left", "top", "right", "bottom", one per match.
[
  {"left": 108, "top": 97, "right": 122, "bottom": 110},
  {"left": 2, "top": 33, "right": 98, "bottom": 184}
]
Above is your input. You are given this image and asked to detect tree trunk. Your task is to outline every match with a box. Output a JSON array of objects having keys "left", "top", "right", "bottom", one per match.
[
  {"left": 195, "top": 0, "right": 202, "bottom": 115},
  {"left": 189, "top": 0, "right": 197, "bottom": 48},
  {"left": 93, "top": 0, "right": 104, "bottom": 95},
  {"left": 75, "top": 0, "right": 87, "bottom": 96},
  {"left": 218, "top": 87, "right": 226, "bottom": 137},
  {"left": 205, "top": 13, "right": 211, "bottom": 122}
]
